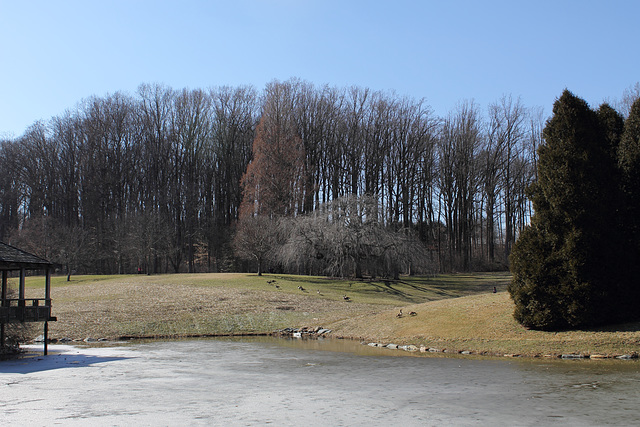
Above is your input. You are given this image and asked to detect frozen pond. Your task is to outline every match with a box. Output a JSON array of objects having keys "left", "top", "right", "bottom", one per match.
[{"left": 1, "top": 338, "right": 639, "bottom": 425}]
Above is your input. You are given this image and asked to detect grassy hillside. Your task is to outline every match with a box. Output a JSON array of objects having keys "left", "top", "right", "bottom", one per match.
[
  {"left": 14, "top": 272, "right": 640, "bottom": 357},
  {"left": 330, "top": 292, "right": 640, "bottom": 357}
]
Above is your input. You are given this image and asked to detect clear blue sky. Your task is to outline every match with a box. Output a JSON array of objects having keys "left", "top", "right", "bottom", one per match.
[{"left": 1, "top": 0, "right": 638, "bottom": 138}]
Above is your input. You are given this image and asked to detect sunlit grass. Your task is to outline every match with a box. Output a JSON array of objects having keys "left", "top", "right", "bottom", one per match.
[
  {"left": 330, "top": 290, "right": 640, "bottom": 357},
  {"left": 18, "top": 271, "right": 639, "bottom": 357},
  {"left": 41, "top": 272, "right": 504, "bottom": 340}
]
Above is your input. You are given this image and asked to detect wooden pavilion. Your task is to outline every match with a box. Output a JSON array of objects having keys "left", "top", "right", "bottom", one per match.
[{"left": 0, "top": 242, "right": 56, "bottom": 355}]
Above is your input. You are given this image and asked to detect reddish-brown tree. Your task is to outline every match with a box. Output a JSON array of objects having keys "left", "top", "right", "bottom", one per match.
[
  {"left": 236, "top": 82, "right": 305, "bottom": 274},
  {"left": 239, "top": 86, "right": 305, "bottom": 218}
]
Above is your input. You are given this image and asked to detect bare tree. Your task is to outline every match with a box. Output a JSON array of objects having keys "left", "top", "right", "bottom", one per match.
[
  {"left": 0, "top": 139, "right": 21, "bottom": 240},
  {"left": 280, "top": 195, "right": 431, "bottom": 278},
  {"left": 233, "top": 215, "right": 281, "bottom": 276},
  {"left": 173, "top": 88, "right": 212, "bottom": 272},
  {"left": 436, "top": 101, "right": 482, "bottom": 271},
  {"left": 617, "top": 82, "right": 640, "bottom": 117},
  {"left": 137, "top": 83, "right": 175, "bottom": 273},
  {"left": 52, "top": 223, "right": 92, "bottom": 280},
  {"left": 492, "top": 95, "right": 528, "bottom": 262}
]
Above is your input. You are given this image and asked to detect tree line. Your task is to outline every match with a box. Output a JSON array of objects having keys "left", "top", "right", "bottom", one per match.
[
  {"left": 1, "top": 83, "right": 258, "bottom": 274},
  {"left": 1, "top": 78, "right": 545, "bottom": 276}
]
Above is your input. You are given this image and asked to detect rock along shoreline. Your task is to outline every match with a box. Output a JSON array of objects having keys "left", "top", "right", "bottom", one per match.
[
  {"left": 362, "top": 340, "right": 639, "bottom": 360},
  {"left": 32, "top": 327, "right": 639, "bottom": 361}
]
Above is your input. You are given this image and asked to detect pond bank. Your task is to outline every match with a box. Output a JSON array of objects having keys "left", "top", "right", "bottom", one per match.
[
  {"left": 28, "top": 273, "right": 640, "bottom": 360},
  {"left": 360, "top": 340, "right": 639, "bottom": 360},
  {"left": 34, "top": 327, "right": 640, "bottom": 362}
]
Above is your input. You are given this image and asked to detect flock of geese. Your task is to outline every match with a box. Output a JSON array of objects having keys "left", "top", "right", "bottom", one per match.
[
  {"left": 266, "top": 279, "right": 415, "bottom": 317},
  {"left": 396, "top": 309, "right": 417, "bottom": 318},
  {"left": 268, "top": 280, "right": 352, "bottom": 301}
]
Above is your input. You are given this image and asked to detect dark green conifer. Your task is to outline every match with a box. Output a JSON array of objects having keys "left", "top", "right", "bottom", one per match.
[
  {"left": 618, "top": 99, "right": 640, "bottom": 310},
  {"left": 619, "top": 99, "right": 640, "bottom": 225},
  {"left": 509, "top": 90, "right": 624, "bottom": 330},
  {"left": 597, "top": 103, "right": 625, "bottom": 161}
]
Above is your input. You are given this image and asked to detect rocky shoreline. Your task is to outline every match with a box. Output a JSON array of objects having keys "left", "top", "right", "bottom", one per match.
[
  {"left": 363, "top": 340, "right": 639, "bottom": 360},
  {"left": 30, "top": 327, "right": 640, "bottom": 361},
  {"left": 272, "top": 326, "right": 332, "bottom": 338},
  {"left": 32, "top": 325, "right": 333, "bottom": 345}
]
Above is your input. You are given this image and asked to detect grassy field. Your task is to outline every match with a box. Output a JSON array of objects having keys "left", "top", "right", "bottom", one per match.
[{"left": 14, "top": 271, "right": 640, "bottom": 358}]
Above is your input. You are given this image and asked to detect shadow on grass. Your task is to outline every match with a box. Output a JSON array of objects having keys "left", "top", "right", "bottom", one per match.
[
  {"left": 360, "top": 272, "right": 512, "bottom": 304},
  {"left": 588, "top": 321, "right": 640, "bottom": 333},
  {"left": 259, "top": 271, "right": 512, "bottom": 305},
  {"left": 267, "top": 275, "right": 340, "bottom": 286}
]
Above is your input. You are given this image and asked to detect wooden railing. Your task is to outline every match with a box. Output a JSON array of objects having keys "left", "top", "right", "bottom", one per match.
[{"left": 0, "top": 298, "right": 55, "bottom": 323}]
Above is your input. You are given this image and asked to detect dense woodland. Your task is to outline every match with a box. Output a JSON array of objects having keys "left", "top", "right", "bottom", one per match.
[{"left": 1, "top": 79, "right": 635, "bottom": 277}]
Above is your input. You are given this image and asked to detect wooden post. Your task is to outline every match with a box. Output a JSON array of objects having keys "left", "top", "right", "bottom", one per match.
[
  {"left": 1, "top": 270, "right": 6, "bottom": 301},
  {"left": 0, "top": 271, "right": 5, "bottom": 349},
  {"left": 44, "top": 321, "right": 48, "bottom": 356},
  {"left": 19, "top": 268, "right": 26, "bottom": 322},
  {"left": 45, "top": 267, "right": 51, "bottom": 307},
  {"left": 44, "top": 268, "right": 51, "bottom": 356},
  {"left": 19, "top": 268, "right": 25, "bottom": 302}
]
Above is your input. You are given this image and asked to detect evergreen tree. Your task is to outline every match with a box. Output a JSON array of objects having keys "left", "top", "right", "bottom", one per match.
[
  {"left": 618, "top": 98, "right": 640, "bottom": 308},
  {"left": 509, "top": 90, "right": 625, "bottom": 330},
  {"left": 597, "top": 103, "right": 625, "bottom": 161},
  {"left": 619, "top": 99, "right": 640, "bottom": 234}
]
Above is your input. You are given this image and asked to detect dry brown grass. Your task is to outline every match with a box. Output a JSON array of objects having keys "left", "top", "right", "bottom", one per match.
[
  {"left": 16, "top": 272, "right": 640, "bottom": 357},
  {"left": 329, "top": 292, "right": 640, "bottom": 357},
  {"left": 43, "top": 273, "right": 382, "bottom": 340}
]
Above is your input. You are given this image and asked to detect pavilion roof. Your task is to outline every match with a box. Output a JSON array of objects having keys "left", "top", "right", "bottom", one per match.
[{"left": 0, "top": 242, "right": 53, "bottom": 271}]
